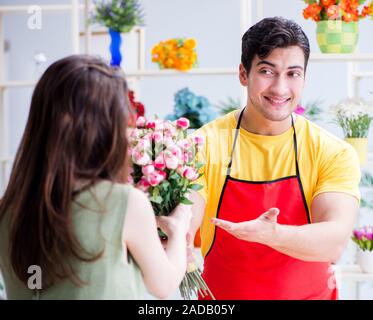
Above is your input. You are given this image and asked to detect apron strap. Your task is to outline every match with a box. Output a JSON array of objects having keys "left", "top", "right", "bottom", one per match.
[
  {"left": 227, "top": 108, "right": 299, "bottom": 178},
  {"left": 291, "top": 114, "right": 300, "bottom": 177},
  {"left": 226, "top": 108, "right": 245, "bottom": 176}
]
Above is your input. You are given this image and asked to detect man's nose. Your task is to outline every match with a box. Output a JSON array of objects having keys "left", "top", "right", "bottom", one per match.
[{"left": 269, "top": 75, "right": 290, "bottom": 96}]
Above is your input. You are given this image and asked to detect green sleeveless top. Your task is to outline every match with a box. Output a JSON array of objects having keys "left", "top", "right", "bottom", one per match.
[{"left": 0, "top": 181, "right": 145, "bottom": 299}]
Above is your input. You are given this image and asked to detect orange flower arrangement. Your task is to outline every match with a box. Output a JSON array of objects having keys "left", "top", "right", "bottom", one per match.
[
  {"left": 302, "top": 0, "right": 372, "bottom": 22},
  {"left": 151, "top": 38, "right": 198, "bottom": 71}
]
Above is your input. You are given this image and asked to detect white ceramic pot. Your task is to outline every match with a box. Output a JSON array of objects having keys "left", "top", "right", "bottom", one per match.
[{"left": 357, "top": 250, "right": 373, "bottom": 273}]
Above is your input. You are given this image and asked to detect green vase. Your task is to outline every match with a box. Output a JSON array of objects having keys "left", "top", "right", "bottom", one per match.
[{"left": 316, "top": 20, "right": 359, "bottom": 54}]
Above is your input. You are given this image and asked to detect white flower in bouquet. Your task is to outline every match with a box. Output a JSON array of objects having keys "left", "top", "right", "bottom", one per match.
[
  {"left": 331, "top": 100, "right": 373, "bottom": 138},
  {"left": 128, "top": 116, "right": 214, "bottom": 300}
]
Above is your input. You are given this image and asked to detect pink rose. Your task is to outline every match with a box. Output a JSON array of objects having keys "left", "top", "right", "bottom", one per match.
[
  {"left": 132, "top": 150, "right": 151, "bottom": 166},
  {"left": 136, "top": 116, "right": 146, "bottom": 128},
  {"left": 142, "top": 164, "right": 155, "bottom": 176},
  {"left": 136, "top": 176, "right": 150, "bottom": 192},
  {"left": 136, "top": 137, "right": 151, "bottom": 150},
  {"left": 193, "top": 135, "right": 204, "bottom": 146},
  {"left": 182, "top": 166, "right": 199, "bottom": 181},
  {"left": 147, "top": 171, "right": 165, "bottom": 186},
  {"left": 178, "top": 139, "right": 191, "bottom": 150},
  {"left": 146, "top": 120, "right": 156, "bottom": 129},
  {"left": 158, "top": 170, "right": 167, "bottom": 180},
  {"left": 165, "top": 155, "right": 179, "bottom": 170},
  {"left": 152, "top": 131, "right": 163, "bottom": 144},
  {"left": 154, "top": 153, "right": 166, "bottom": 170},
  {"left": 169, "top": 146, "right": 182, "bottom": 159},
  {"left": 181, "top": 152, "right": 189, "bottom": 164},
  {"left": 176, "top": 117, "right": 190, "bottom": 130}
]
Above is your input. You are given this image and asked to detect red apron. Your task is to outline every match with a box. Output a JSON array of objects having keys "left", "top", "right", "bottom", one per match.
[{"left": 201, "top": 108, "right": 337, "bottom": 300}]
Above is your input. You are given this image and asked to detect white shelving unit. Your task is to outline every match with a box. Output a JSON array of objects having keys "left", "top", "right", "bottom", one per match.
[{"left": 0, "top": 0, "right": 372, "bottom": 299}]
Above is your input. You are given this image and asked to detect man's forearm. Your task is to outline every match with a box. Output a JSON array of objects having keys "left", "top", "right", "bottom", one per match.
[{"left": 269, "top": 221, "right": 350, "bottom": 263}]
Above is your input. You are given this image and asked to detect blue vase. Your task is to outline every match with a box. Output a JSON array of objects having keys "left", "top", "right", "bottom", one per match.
[{"left": 109, "top": 28, "right": 122, "bottom": 66}]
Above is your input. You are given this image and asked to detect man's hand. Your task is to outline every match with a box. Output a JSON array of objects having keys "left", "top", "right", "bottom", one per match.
[{"left": 211, "top": 207, "right": 280, "bottom": 246}]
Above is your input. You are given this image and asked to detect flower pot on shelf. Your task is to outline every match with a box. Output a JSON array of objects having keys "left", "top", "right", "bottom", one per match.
[
  {"left": 316, "top": 20, "right": 359, "bottom": 54},
  {"left": 345, "top": 137, "right": 368, "bottom": 165},
  {"left": 109, "top": 28, "right": 122, "bottom": 66},
  {"left": 357, "top": 250, "right": 373, "bottom": 273}
]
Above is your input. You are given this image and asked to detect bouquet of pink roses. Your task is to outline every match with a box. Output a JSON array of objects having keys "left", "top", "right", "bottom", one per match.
[{"left": 128, "top": 116, "right": 215, "bottom": 300}]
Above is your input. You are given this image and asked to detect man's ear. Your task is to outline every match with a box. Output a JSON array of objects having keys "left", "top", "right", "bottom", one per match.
[{"left": 239, "top": 64, "right": 249, "bottom": 86}]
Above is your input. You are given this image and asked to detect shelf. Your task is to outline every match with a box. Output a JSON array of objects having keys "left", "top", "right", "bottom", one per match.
[
  {"left": 354, "top": 72, "right": 373, "bottom": 78},
  {"left": 125, "top": 68, "right": 238, "bottom": 77},
  {"left": 2, "top": 57, "right": 373, "bottom": 87},
  {"left": 310, "top": 53, "right": 373, "bottom": 62},
  {"left": 339, "top": 264, "right": 373, "bottom": 281},
  {"left": 0, "top": 157, "right": 13, "bottom": 163},
  {"left": 0, "top": 69, "right": 239, "bottom": 88},
  {"left": 0, "top": 80, "right": 36, "bottom": 89},
  {"left": 0, "top": 4, "right": 84, "bottom": 13}
]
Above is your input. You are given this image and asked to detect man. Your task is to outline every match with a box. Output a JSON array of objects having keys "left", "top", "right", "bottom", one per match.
[{"left": 188, "top": 17, "right": 361, "bottom": 300}]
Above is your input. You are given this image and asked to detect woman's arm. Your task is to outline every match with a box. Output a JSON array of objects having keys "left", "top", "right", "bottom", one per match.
[{"left": 123, "top": 187, "right": 191, "bottom": 299}]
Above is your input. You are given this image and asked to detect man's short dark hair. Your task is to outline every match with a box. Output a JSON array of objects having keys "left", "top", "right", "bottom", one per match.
[{"left": 241, "top": 17, "right": 310, "bottom": 74}]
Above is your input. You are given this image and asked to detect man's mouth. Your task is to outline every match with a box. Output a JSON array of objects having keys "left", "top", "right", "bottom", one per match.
[{"left": 264, "top": 96, "right": 291, "bottom": 107}]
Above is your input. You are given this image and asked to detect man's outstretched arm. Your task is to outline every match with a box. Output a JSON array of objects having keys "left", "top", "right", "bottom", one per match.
[{"left": 212, "top": 192, "right": 358, "bottom": 263}]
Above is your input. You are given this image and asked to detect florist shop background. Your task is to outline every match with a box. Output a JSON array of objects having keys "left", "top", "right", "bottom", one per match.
[{"left": 0, "top": 0, "right": 373, "bottom": 299}]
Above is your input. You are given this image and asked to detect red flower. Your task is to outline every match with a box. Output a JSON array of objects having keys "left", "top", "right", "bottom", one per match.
[
  {"left": 303, "top": 3, "right": 322, "bottom": 21},
  {"left": 128, "top": 90, "right": 145, "bottom": 126},
  {"left": 322, "top": 0, "right": 336, "bottom": 8},
  {"left": 361, "top": 5, "right": 372, "bottom": 17},
  {"left": 128, "top": 90, "right": 145, "bottom": 117}
]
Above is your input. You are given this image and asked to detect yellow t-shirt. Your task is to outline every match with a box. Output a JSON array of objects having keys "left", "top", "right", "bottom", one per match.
[{"left": 190, "top": 110, "right": 361, "bottom": 257}]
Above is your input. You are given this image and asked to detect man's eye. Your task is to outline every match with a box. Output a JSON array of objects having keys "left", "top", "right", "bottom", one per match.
[
  {"left": 260, "top": 70, "right": 273, "bottom": 75},
  {"left": 289, "top": 72, "right": 302, "bottom": 78}
]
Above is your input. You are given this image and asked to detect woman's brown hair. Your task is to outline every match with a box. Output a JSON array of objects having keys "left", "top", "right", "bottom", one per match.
[{"left": 0, "top": 54, "right": 131, "bottom": 288}]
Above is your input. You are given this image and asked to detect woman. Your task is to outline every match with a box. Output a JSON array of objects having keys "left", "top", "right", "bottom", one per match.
[{"left": 0, "top": 55, "right": 191, "bottom": 299}]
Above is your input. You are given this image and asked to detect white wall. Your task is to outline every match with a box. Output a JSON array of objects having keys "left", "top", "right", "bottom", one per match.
[
  {"left": 2, "top": 0, "right": 373, "bottom": 154},
  {"left": 1, "top": 0, "right": 373, "bottom": 299}
]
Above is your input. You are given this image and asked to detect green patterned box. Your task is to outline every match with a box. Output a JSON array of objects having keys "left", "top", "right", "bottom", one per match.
[{"left": 316, "top": 20, "right": 359, "bottom": 54}]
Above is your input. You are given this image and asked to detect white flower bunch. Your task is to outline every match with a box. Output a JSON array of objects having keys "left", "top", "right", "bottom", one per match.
[{"left": 331, "top": 100, "right": 373, "bottom": 138}]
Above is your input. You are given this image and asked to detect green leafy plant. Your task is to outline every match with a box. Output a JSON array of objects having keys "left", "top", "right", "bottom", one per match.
[
  {"left": 303, "top": 100, "right": 324, "bottom": 122},
  {"left": 360, "top": 170, "right": 373, "bottom": 209},
  {"left": 91, "top": 0, "right": 144, "bottom": 33},
  {"left": 214, "top": 97, "right": 241, "bottom": 115}
]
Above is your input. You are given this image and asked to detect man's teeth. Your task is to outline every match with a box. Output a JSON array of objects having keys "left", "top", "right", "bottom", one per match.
[{"left": 268, "top": 97, "right": 288, "bottom": 103}]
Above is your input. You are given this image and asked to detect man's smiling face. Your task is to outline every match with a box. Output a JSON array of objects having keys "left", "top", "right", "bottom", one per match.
[{"left": 240, "top": 45, "right": 306, "bottom": 122}]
